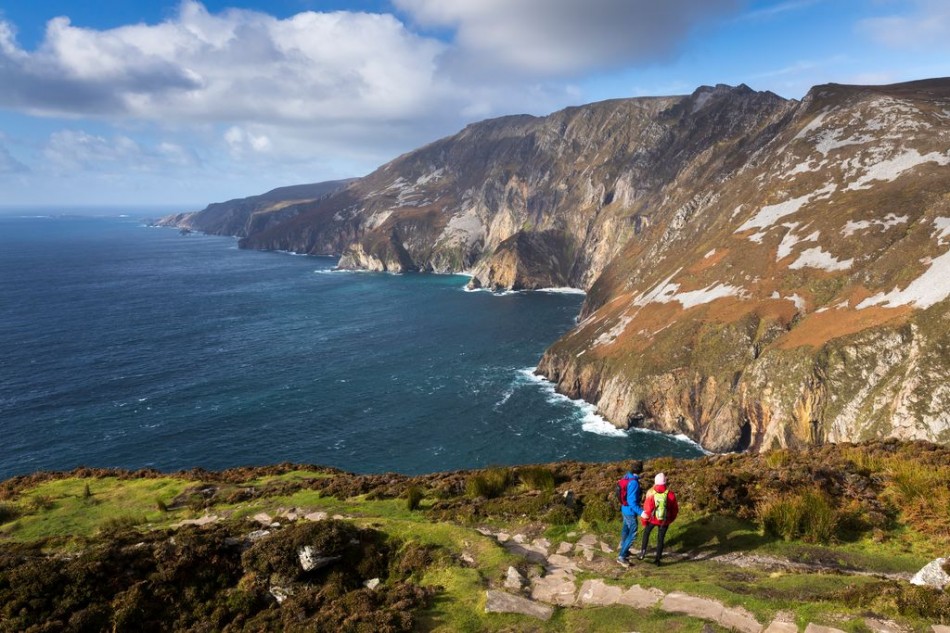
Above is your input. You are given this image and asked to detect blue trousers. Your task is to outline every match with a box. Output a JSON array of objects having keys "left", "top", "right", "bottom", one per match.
[{"left": 618, "top": 514, "right": 639, "bottom": 560}]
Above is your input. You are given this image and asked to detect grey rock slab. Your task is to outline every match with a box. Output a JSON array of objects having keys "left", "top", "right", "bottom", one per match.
[
  {"left": 546, "top": 553, "right": 580, "bottom": 573},
  {"left": 804, "top": 625, "right": 847, "bottom": 633},
  {"left": 247, "top": 529, "right": 270, "bottom": 542},
  {"left": 764, "top": 622, "right": 798, "bottom": 633},
  {"left": 557, "top": 541, "right": 574, "bottom": 554},
  {"left": 531, "top": 574, "right": 577, "bottom": 606},
  {"left": 617, "top": 585, "right": 664, "bottom": 609},
  {"left": 475, "top": 527, "right": 493, "bottom": 536},
  {"left": 532, "top": 537, "right": 552, "bottom": 553},
  {"left": 497, "top": 532, "right": 511, "bottom": 543},
  {"left": 576, "top": 579, "right": 624, "bottom": 606},
  {"left": 252, "top": 512, "right": 273, "bottom": 526},
  {"left": 485, "top": 590, "right": 554, "bottom": 621},
  {"left": 932, "top": 626, "right": 950, "bottom": 633},
  {"left": 911, "top": 558, "right": 949, "bottom": 589},
  {"left": 577, "top": 533, "right": 599, "bottom": 548},
  {"left": 720, "top": 605, "right": 763, "bottom": 633},
  {"left": 505, "top": 541, "right": 549, "bottom": 565},
  {"left": 600, "top": 541, "right": 614, "bottom": 553},
  {"left": 662, "top": 592, "right": 724, "bottom": 621},
  {"left": 505, "top": 566, "right": 528, "bottom": 591},
  {"left": 303, "top": 511, "right": 328, "bottom": 522}
]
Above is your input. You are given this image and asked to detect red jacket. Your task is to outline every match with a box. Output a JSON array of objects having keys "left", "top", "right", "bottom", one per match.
[{"left": 641, "top": 485, "right": 678, "bottom": 526}]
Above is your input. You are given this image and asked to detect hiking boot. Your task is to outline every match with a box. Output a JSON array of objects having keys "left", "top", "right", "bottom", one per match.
[
  {"left": 653, "top": 558, "right": 662, "bottom": 566},
  {"left": 636, "top": 551, "right": 645, "bottom": 561},
  {"left": 616, "top": 557, "right": 630, "bottom": 568}
]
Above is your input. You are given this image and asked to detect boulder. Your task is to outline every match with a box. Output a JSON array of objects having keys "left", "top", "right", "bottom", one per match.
[
  {"left": 298, "top": 545, "right": 341, "bottom": 572},
  {"left": 910, "top": 558, "right": 949, "bottom": 589},
  {"left": 504, "top": 566, "right": 528, "bottom": 591}
]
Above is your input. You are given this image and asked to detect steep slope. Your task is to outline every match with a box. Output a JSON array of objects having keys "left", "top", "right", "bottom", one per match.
[
  {"left": 538, "top": 79, "right": 950, "bottom": 452},
  {"left": 241, "top": 86, "right": 793, "bottom": 288},
  {"left": 157, "top": 179, "right": 353, "bottom": 238}
]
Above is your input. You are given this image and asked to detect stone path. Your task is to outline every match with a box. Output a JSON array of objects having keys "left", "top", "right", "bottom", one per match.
[{"left": 475, "top": 527, "right": 932, "bottom": 632}]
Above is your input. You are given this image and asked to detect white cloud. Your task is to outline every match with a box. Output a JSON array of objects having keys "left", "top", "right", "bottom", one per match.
[
  {"left": 0, "top": 1, "right": 448, "bottom": 125},
  {"left": 395, "top": 0, "right": 741, "bottom": 76},
  {"left": 859, "top": 0, "right": 950, "bottom": 50},
  {"left": 43, "top": 129, "right": 199, "bottom": 172}
]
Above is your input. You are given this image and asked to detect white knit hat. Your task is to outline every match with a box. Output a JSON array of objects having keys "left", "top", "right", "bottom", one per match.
[{"left": 655, "top": 473, "right": 667, "bottom": 486}]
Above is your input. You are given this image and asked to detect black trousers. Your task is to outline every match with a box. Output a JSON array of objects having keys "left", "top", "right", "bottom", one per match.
[{"left": 639, "top": 522, "right": 668, "bottom": 561}]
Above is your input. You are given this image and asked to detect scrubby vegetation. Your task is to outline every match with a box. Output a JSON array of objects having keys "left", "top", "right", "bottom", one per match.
[{"left": 0, "top": 440, "right": 948, "bottom": 631}]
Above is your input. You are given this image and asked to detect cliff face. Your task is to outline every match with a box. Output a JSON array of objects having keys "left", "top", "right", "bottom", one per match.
[
  {"left": 169, "top": 78, "right": 950, "bottom": 453},
  {"left": 538, "top": 79, "right": 950, "bottom": 452},
  {"left": 156, "top": 180, "right": 353, "bottom": 238}
]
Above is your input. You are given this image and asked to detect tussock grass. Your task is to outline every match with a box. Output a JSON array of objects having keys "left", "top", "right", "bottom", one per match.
[
  {"left": 466, "top": 468, "right": 512, "bottom": 499},
  {"left": 0, "top": 502, "right": 19, "bottom": 524},
  {"left": 758, "top": 489, "right": 839, "bottom": 543},
  {"left": 405, "top": 485, "right": 424, "bottom": 511},
  {"left": 515, "top": 465, "right": 556, "bottom": 492}
]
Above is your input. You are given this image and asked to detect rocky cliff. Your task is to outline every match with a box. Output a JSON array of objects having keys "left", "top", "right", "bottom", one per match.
[
  {"left": 165, "top": 78, "right": 950, "bottom": 453},
  {"left": 155, "top": 180, "right": 353, "bottom": 238},
  {"left": 539, "top": 79, "right": 950, "bottom": 452}
]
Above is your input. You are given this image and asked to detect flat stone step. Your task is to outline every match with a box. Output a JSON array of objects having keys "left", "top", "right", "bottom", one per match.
[
  {"left": 804, "top": 624, "right": 846, "bottom": 633},
  {"left": 485, "top": 590, "right": 554, "bottom": 621}
]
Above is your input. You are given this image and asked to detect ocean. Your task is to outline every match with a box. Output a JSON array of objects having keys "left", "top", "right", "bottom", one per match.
[{"left": 0, "top": 214, "right": 703, "bottom": 479}]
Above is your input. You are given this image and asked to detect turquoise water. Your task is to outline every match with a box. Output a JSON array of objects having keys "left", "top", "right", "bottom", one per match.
[{"left": 0, "top": 215, "right": 703, "bottom": 479}]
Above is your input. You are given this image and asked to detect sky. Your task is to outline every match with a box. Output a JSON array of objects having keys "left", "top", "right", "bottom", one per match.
[{"left": 0, "top": 0, "right": 948, "bottom": 210}]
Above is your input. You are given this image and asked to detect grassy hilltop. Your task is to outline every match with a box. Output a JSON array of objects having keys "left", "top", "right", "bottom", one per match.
[{"left": 1, "top": 440, "right": 948, "bottom": 632}]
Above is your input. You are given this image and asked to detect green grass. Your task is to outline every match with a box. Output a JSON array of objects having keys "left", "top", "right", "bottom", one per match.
[{"left": 1, "top": 477, "right": 191, "bottom": 542}]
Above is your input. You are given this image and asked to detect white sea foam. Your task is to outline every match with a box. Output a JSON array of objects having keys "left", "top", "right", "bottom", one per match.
[
  {"left": 537, "top": 287, "right": 586, "bottom": 295},
  {"left": 516, "top": 368, "right": 628, "bottom": 437}
]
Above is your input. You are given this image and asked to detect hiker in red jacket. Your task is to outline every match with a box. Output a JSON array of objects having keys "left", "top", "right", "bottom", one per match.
[{"left": 638, "top": 472, "right": 678, "bottom": 565}]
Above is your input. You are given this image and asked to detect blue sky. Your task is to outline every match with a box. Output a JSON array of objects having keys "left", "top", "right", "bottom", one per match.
[{"left": 0, "top": 0, "right": 947, "bottom": 209}]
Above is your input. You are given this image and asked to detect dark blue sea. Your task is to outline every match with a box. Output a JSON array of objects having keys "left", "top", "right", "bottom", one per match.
[{"left": 0, "top": 214, "right": 703, "bottom": 479}]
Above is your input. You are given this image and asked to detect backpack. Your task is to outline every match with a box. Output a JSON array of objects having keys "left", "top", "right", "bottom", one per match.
[
  {"left": 615, "top": 476, "right": 642, "bottom": 508},
  {"left": 652, "top": 490, "right": 669, "bottom": 521}
]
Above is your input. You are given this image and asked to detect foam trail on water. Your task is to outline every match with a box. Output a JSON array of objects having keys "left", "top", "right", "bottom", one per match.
[{"left": 517, "top": 368, "right": 627, "bottom": 437}]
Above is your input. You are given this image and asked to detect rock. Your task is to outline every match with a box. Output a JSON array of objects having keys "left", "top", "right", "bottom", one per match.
[
  {"left": 804, "top": 625, "right": 846, "bottom": 633},
  {"left": 599, "top": 541, "right": 613, "bottom": 553},
  {"left": 617, "top": 585, "right": 664, "bottom": 609},
  {"left": 512, "top": 533, "right": 527, "bottom": 544},
  {"left": 297, "top": 546, "right": 341, "bottom": 572},
  {"left": 910, "top": 558, "right": 949, "bottom": 589},
  {"left": 460, "top": 552, "right": 476, "bottom": 566},
  {"left": 303, "top": 511, "right": 328, "bottom": 522},
  {"left": 252, "top": 512, "right": 273, "bottom": 526},
  {"left": 504, "top": 566, "right": 528, "bottom": 591},
  {"left": 562, "top": 490, "right": 576, "bottom": 508},
  {"left": 531, "top": 571, "right": 577, "bottom": 606},
  {"left": 269, "top": 585, "right": 293, "bottom": 604},
  {"left": 661, "top": 592, "right": 762, "bottom": 633},
  {"left": 764, "top": 622, "right": 798, "bottom": 633},
  {"left": 545, "top": 554, "right": 580, "bottom": 573},
  {"left": 576, "top": 579, "right": 624, "bottom": 606},
  {"left": 932, "top": 626, "right": 950, "bottom": 633},
  {"left": 363, "top": 578, "right": 381, "bottom": 590},
  {"left": 556, "top": 541, "right": 574, "bottom": 554},
  {"left": 247, "top": 529, "right": 270, "bottom": 542},
  {"left": 485, "top": 590, "right": 554, "bottom": 621},
  {"left": 496, "top": 532, "right": 510, "bottom": 543}
]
